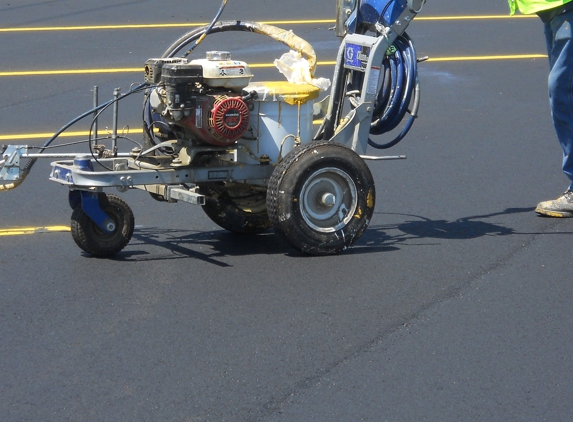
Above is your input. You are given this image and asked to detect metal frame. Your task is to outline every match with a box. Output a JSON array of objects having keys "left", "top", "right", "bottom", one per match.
[{"left": 327, "top": 0, "right": 425, "bottom": 154}]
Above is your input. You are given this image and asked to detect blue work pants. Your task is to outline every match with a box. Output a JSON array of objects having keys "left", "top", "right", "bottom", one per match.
[{"left": 545, "top": 8, "right": 573, "bottom": 189}]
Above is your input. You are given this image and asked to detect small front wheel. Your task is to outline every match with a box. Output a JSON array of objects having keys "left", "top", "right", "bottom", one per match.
[
  {"left": 71, "top": 193, "right": 134, "bottom": 257},
  {"left": 267, "top": 141, "right": 375, "bottom": 255}
]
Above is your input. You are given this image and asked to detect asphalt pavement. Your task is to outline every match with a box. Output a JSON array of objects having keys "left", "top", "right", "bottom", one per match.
[{"left": 1, "top": 0, "right": 572, "bottom": 421}]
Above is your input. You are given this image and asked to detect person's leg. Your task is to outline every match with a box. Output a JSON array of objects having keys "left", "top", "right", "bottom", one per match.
[
  {"left": 536, "top": 10, "right": 573, "bottom": 217},
  {"left": 548, "top": 10, "right": 573, "bottom": 187}
]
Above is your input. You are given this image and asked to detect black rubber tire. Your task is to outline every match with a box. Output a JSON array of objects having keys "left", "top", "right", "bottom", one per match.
[
  {"left": 267, "top": 141, "right": 375, "bottom": 255},
  {"left": 71, "top": 193, "right": 135, "bottom": 257},
  {"left": 198, "top": 183, "right": 272, "bottom": 234}
]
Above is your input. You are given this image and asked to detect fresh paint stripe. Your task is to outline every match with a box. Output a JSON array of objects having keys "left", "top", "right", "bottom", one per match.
[
  {"left": 0, "top": 68, "right": 142, "bottom": 77},
  {"left": 0, "top": 20, "right": 334, "bottom": 32},
  {"left": 0, "top": 54, "right": 548, "bottom": 78},
  {"left": 0, "top": 123, "right": 322, "bottom": 141},
  {"left": 0, "top": 129, "right": 144, "bottom": 141},
  {"left": 0, "top": 226, "right": 71, "bottom": 236},
  {"left": 428, "top": 54, "right": 547, "bottom": 62},
  {"left": 0, "top": 15, "right": 537, "bottom": 33},
  {"left": 416, "top": 15, "right": 536, "bottom": 20}
]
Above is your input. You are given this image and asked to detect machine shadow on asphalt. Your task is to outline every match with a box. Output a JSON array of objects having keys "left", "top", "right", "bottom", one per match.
[
  {"left": 394, "top": 207, "right": 536, "bottom": 240},
  {"left": 92, "top": 225, "right": 400, "bottom": 263},
  {"left": 354, "top": 206, "right": 548, "bottom": 250},
  {"left": 84, "top": 208, "right": 550, "bottom": 263},
  {"left": 97, "top": 228, "right": 288, "bottom": 266}
]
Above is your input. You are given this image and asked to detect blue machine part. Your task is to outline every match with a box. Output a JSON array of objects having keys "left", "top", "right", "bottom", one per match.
[
  {"left": 345, "top": 43, "right": 371, "bottom": 70},
  {"left": 348, "top": 0, "right": 407, "bottom": 30},
  {"left": 345, "top": 9, "right": 358, "bottom": 34},
  {"left": 73, "top": 156, "right": 94, "bottom": 172},
  {"left": 69, "top": 190, "right": 116, "bottom": 234}
]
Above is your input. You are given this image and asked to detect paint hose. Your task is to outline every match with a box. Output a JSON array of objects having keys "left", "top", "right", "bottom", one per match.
[
  {"left": 367, "top": 34, "right": 419, "bottom": 149},
  {"left": 162, "top": 20, "right": 317, "bottom": 77},
  {"left": 0, "top": 172, "right": 28, "bottom": 191}
]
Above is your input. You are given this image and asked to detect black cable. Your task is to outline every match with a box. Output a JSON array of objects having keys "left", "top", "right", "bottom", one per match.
[
  {"left": 162, "top": 21, "right": 276, "bottom": 59},
  {"left": 29, "top": 139, "right": 92, "bottom": 149},
  {"left": 22, "top": 82, "right": 147, "bottom": 174},
  {"left": 181, "top": 0, "right": 228, "bottom": 57},
  {"left": 86, "top": 83, "right": 148, "bottom": 169}
]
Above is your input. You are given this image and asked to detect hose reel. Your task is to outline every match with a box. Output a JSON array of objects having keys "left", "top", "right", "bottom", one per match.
[{"left": 318, "top": 0, "right": 423, "bottom": 150}]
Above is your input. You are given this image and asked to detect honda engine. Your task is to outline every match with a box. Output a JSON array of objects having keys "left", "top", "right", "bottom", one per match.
[{"left": 145, "top": 51, "right": 254, "bottom": 146}]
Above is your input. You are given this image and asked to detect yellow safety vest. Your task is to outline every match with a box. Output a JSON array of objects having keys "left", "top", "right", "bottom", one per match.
[{"left": 508, "top": 0, "right": 571, "bottom": 15}]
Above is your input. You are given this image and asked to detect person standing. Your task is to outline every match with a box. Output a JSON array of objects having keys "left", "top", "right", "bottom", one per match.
[{"left": 509, "top": 0, "right": 573, "bottom": 216}]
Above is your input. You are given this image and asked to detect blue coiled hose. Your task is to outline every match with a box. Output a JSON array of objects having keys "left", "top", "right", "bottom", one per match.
[
  {"left": 367, "top": 33, "right": 420, "bottom": 149},
  {"left": 316, "top": 32, "right": 420, "bottom": 149},
  {"left": 325, "top": 0, "right": 421, "bottom": 149}
]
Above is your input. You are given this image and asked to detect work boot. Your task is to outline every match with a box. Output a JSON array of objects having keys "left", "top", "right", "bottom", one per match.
[{"left": 535, "top": 190, "right": 573, "bottom": 217}]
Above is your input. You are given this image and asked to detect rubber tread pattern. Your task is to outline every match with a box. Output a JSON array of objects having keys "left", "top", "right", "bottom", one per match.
[
  {"left": 266, "top": 140, "right": 375, "bottom": 255},
  {"left": 71, "top": 193, "right": 134, "bottom": 257}
]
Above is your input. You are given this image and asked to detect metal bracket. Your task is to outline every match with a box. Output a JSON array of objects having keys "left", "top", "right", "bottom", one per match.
[
  {"left": 328, "top": 33, "right": 390, "bottom": 154},
  {"left": 166, "top": 185, "right": 206, "bottom": 205},
  {"left": 335, "top": 0, "right": 357, "bottom": 37},
  {"left": 407, "top": 0, "right": 426, "bottom": 13},
  {"left": 0, "top": 145, "right": 26, "bottom": 182},
  {"left": 137, "top": 184, "right": 206, "bottom": 205},
  {"left": 69, "top": 190, "right": 116, "bottom": 234},
  {"left": 324, "top": 0, "right": 424, "bottom": 155},
  {"left": 374, "top": 1, "right": 421, "bottom": 42}
]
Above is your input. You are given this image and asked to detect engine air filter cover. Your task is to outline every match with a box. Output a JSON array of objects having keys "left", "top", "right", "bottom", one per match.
[
  {"left": 161, "top": 63, "right": 204, "bottom": 85},
  {"left": 209, "top": 96, "right": 250, "bottom": 145}
]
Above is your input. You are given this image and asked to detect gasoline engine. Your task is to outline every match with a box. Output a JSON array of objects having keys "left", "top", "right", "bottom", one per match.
[{"left": 144, "top": 52, "right": 254, "bottom": 147}]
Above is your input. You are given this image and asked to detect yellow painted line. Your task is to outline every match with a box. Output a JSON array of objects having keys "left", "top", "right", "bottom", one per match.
[
  {"left": 319, "top": 55, "right": 548, "bottom": 63},
  {"left": 0, "top": 68, "right": 141, "bottom": 77},
  {"left": 0, "top": 226, "right": 70, "bottom": 236},
  {"left": 0, "top": 15, "right": 537, "bottom": 33},
  {"left": 0, "top": 130, "right": 105, "bottom": 141},
  {"left": 0, "top": 20, "right": 335, "bottom": 32},
  {"left": 0, "top": 23, "right": 207, "bottom": 32},
  {"left": 0, "top": 54, "right": 547, "bottom": 78},
  {"left": 416, "top": 15, "right": 536, "bottom": 20},
  {"left": 0, "top": 64, "right": 274, "bottom": 77},
  {"left": 1, "top": 124, "right": 329, "bottom": 141},
  {"left": 427, "top": 54, "right": 547, "bottom": 62},
  {"left": 0, "top": 128, "right": 151, "bottom": 141}
]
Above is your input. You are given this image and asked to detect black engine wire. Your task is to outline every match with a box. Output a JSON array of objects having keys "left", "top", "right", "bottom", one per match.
[{"left": 21, "top": 82, "right": 148, "bottom": 175}]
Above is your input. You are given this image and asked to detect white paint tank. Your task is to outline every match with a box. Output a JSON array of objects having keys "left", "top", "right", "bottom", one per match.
[{"left": 237, "top": 81, "right": 321, "bottom": 165}]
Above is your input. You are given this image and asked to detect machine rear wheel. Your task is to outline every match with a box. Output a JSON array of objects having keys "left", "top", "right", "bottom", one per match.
[
  {"left": 198, "top": 183, "right": 272, "bottom": 234},
  {"left": 71, "top": 193, "right": 134, "bottom": 257},
  {"left": 267, "top": 141, "right": 375, "bottom": 255}
]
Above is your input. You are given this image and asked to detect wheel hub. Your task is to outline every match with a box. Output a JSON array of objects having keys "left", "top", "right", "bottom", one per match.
[
  {"left": 321, "top": 193, "right": 336, "bottom": 207},
  {"left": 300, "top": 167, "right": 358, "bottom": 232}
]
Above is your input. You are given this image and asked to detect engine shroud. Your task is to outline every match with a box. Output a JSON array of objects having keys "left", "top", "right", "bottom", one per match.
[
  {"left": 182, "top": 93, "right": 250, "bottom": 146},
  {"left": 149, "top": 53, "right": 254, "bottom": 146}
]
